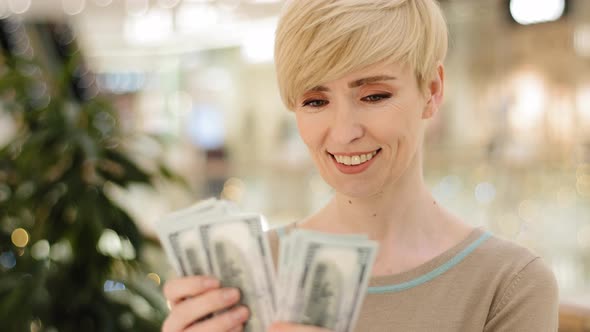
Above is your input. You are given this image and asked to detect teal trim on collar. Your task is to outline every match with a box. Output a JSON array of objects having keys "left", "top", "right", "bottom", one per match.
[{"left": 367, "top": 232, "right": 492, "bottom": 294}]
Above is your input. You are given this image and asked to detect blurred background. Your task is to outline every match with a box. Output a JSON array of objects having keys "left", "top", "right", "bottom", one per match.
[{"left": 0, "top": 0, "right": 589, "bottom": 331}]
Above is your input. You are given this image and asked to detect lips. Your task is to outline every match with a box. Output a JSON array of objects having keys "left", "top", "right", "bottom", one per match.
[{"left": 328, "top": 148, "right": 381, "bottom": 174}]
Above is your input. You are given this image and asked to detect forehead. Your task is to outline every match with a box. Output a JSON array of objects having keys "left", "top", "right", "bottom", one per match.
[{"left": 306, "top": 61, "right": 412, "bottom": 92}]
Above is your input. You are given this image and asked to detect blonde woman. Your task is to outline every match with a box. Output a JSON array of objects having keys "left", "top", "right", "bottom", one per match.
[{"left": 162, "top": 1, "right": 559, "bottom": 331}]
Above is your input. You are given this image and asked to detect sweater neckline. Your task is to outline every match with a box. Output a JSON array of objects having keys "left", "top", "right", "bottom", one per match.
[{"left": 367, "top": 227, "right": 490, "bottom": 293}]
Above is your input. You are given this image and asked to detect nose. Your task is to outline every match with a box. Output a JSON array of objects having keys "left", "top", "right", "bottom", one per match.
[{"left": 329, "top": 101, "right": 364, "bottom": 145}]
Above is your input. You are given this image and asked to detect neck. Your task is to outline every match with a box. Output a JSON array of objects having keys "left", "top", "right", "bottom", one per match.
[
  {"left": 327, "top": 167, "right": 440, "bottom": 242},
  {"left": 299, "top": 148, "right": 473, "bottom": 276},
  {"left": 309, "top": 148, "right": 443, "bottom": 240}
]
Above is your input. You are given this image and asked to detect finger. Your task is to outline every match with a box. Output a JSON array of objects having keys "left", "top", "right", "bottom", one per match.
[
  {"left": 185, "top": 305, "right": 249, "bottom": 332},
  {"left": 269, "top": 322, "right": 333, "bottom": 332},
  {"left": 162, "top": 288, "right": 241, "bottom": 331},
  {"left": 162, "top": 276, "right": 220, "bottom": 305}
]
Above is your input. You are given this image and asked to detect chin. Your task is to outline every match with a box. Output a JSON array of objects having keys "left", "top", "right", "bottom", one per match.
[{"left": 330, "top": 179, "right": 384, "bottom": 199}]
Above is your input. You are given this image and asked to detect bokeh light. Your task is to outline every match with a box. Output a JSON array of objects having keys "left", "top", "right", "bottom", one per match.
[
  {"left": 62, "top": 0, "right": 86, "bottom": 15},
  {"left": 97, "top": 229, "right": 122, "bottom": 257},
  {"left": 8, "top": 0, "right": 32, "bottom": 14},
  {"left": 147, "top": 272, "right": 161, "bottom": 285},
  {"left": 103, "top": 280, "right": 126, "bottom": 292},
  {"left": 11, "top": 228, "right": 29, "bottom": 247},
  {"left": 221, "top": 177, "right": 245, "bottom": 202},
  {"left": 50, "top": 240, "right": 73, "bottom": 263},
  {"left": 31, "top": 240, "right": 51, "bottom": 260},
  {"left": 434, "top": 175, "right": 462, "bottom": 200},
  {"left": 0, "top": 251, "right": 16, "bottom": 269},
  {"left": 509, "top": 0, "right": 565, "bottom": 25},
  {"left": 30, "top": 318, "right": 42, "bottom": 332},
  {"left": 474, "top": 182, "right": 496, "bottom": 204}
]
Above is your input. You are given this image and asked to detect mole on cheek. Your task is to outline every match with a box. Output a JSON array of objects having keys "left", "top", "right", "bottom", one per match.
[
  {"left": 349, "top": 200, "right": 352, "bottom": 204},
  {"left": 373, "top": 213, "right": 377, "bottom": 217}
]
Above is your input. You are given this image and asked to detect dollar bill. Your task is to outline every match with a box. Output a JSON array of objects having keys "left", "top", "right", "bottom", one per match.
[
  {"left": 197, "top": 214, "right": 276, "bottom": 332},
  {"left": 156, "top": 198, "right": 378, "bottom": 332},
  {"left": 277, "top": 230, "right": 377, "bottom": 332},
  {"left": 155, "top": 199, "right": 276, "bottom": 332},
  {"left": 155, "top": 198, "right": 236, "bottom": 276}
]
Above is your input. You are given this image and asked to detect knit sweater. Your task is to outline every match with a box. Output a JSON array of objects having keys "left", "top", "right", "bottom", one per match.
[{"left": 268, "top": 226, "right": 559, "bottom": 331}]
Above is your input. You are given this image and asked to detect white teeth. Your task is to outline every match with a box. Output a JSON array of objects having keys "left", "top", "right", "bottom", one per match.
[{"left": 333, "top": 150, "right": 379, "bottom": 166}]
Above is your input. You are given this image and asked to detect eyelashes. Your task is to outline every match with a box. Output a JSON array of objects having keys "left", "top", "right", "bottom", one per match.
[
  {"left": 300, "top": 93, "right": 393, "bottom": 109},
  {"left": 361, "top": 93, "right": 392, "bottom": 102},
  {"left": 301, "top": 99, "right": 329, "bottom": 108}
]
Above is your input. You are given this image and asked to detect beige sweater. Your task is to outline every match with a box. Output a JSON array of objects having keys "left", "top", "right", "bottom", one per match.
[{"left": 269, "top": 226, "right": 559, "bottom": 332}]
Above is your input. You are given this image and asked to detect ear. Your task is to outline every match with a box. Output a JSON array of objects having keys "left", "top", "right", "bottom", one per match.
[{"left": 422, "top": 63, "right": 445, "bottom": 119}]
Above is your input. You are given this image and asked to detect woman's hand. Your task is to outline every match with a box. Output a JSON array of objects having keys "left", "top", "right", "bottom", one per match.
[
  {"left": 268, "top": 322, "right": 333, "bottom": 332},
  {"left": 162, "top": 275, "right": 250, "bottom": 332}
]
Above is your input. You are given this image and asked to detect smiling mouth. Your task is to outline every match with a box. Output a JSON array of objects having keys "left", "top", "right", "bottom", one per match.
[{"left": 329, "top": 148, "right": 382, "bottom": 166}]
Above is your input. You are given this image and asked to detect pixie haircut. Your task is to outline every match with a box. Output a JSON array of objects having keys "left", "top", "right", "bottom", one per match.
[{"left": 274, "top": 0, "right": 448, "bottom": 110}]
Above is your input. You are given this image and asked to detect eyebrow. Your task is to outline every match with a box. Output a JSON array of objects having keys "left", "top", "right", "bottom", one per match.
[{"left": 309, "top": 75, "right": 397, "bottom": 92}]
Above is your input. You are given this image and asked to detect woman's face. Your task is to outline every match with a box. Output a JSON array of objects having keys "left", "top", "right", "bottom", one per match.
[{"left": 294, "top": 61, "right": 441, "bottom": 198}]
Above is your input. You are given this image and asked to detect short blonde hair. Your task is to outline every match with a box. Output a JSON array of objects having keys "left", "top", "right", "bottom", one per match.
[{"left": 274, "top": 0, "right": 448, "bottom": 110}]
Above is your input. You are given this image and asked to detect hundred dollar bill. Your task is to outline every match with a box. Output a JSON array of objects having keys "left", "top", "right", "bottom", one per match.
[
  {"left": 195, "top": 213, "right": 276, "bottom": 332},
  {"left": 276, "top": 230, "right": 369, "bottom": 319},
  {"left": 156, "top": 202, "right": 276, "bottom": 332},
  {"left": 277, "top": 230, "right": 377, "bottom": 332},
  {"left": 155, "top": 198, "right": 237, "bottom": 276}
]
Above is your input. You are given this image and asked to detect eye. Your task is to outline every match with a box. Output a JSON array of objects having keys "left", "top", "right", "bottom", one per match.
[
  {"left": 361, "top": 93, "right": 392, "bottom": 103},
  {"left": 302, "top": 99, "right": 329, "bottom": 108}
]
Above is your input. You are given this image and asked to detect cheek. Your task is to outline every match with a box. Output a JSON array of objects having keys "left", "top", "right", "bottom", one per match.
[
  {"left": 295, "top": 114, "right": 321, "bottom": 148},
  {"left": 364, "top": 112, "right": 404, "bottom": 144}
]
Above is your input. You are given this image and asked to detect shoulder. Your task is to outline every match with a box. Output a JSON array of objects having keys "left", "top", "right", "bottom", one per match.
[
  {"left": 473, "top": 231, "right": 557, "bottom": 288},
  {"left": 484, "top": 254, "right": 559, "bottom": 330},
  {"left": 473, "top": 231, "right": 545, "bottom": 278},
  {"left": 472, "top": 232, "right": 559, "bottom": 330}
]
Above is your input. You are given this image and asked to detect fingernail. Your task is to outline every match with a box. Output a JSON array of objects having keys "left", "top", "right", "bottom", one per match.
[
  {"left": 223, "top": 288, "right": 240, "bottom": 302},
  {"left": 232, "top": 306, "right": 249, "bottom": 321},
  {"left": 203, "top": 278, "right": 219, "bottom": 288}
]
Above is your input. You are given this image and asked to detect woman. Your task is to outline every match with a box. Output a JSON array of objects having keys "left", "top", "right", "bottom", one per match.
[{"left": 162, "top": 0, "right": 559, "bottom": 331}]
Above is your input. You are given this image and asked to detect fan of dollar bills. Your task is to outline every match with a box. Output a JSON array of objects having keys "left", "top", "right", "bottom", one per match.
[{"left": 155, "top": 198, "right": 378, "bottom": 332}]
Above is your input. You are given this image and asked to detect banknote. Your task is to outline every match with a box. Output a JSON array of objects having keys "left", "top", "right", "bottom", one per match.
[
  {"left": 155, "top": 198, "right": 237, "bottom": 276},
  {"left": 156, "top": 198, "right": 378, "bottom": 332},
  {"left": 276, "top": 230, "right": 377, "bottom": 332},
  {"left": 155, "top": 199, "right": 276, "bottom": 332},
  {"left": 197, "top": 214, "right": 276, "bottom": 332}
]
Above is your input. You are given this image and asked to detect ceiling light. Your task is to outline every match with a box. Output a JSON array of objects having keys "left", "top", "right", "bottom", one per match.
[
  {"left": 94, "top": 0, "right": 113, "bottom": 6},
  {"left": 158, "top": 0, "right": 181, "bottom": 9},
  {"left": 509, "top": 0, "right": 565, "bottom": 25},
  {"left": 8, "top": 0, "right": 31, "bottom": 14},
  {"left": 126, "top": 0, "right": 149, "bottom": 17},
  {"left": 63, "top": 0, "right": 86, "bottom": 15},
  {"left": 124, "top": 8, "right": 173, "bottom": 45}
]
